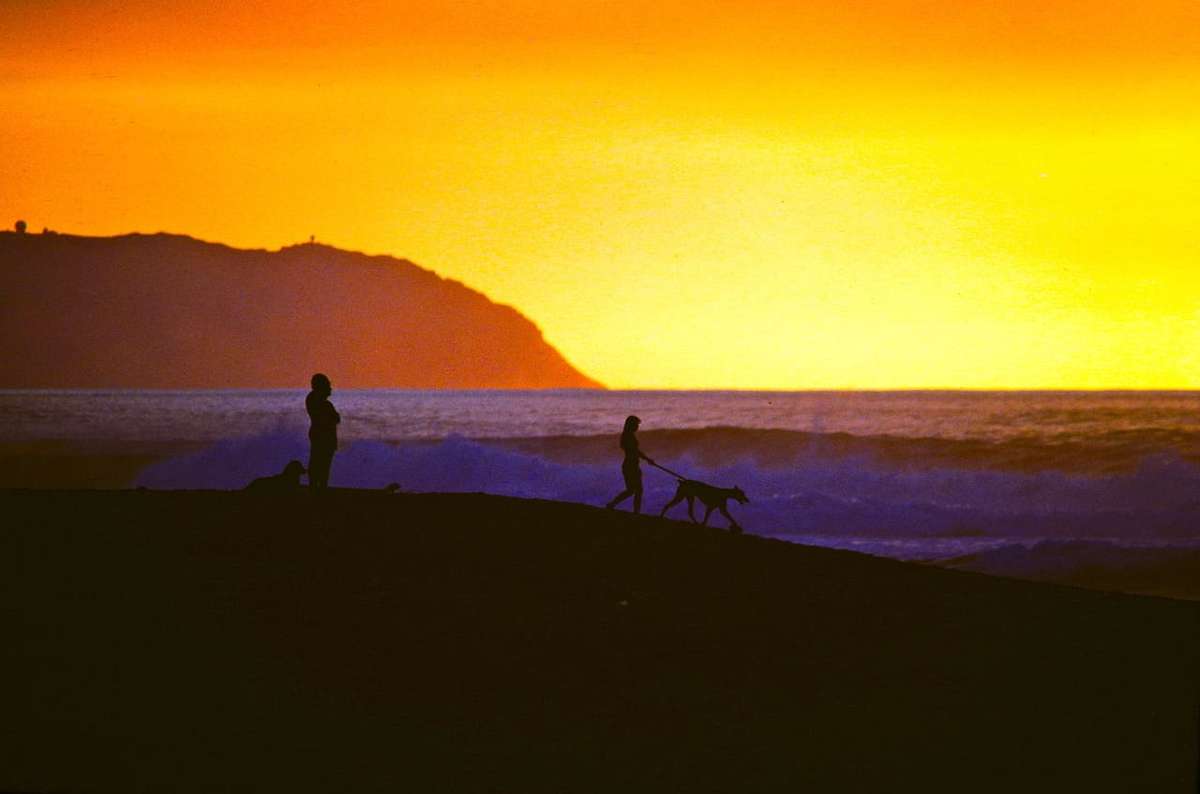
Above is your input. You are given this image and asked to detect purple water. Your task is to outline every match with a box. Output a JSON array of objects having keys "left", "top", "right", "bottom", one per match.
[
  {"left": 4, "top": 390, "right": 1198, "bottom": 585},
  {"left": 5, "top": 389, "right": 1197, "bottom": 450}
]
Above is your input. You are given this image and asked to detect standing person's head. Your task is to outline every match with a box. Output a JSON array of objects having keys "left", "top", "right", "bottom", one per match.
[
  {"left": 623, "top": 415, "right": 641, "bottom": 434},
  {"left": 311, "top": 372, "right": 332, "bottom": 396}
]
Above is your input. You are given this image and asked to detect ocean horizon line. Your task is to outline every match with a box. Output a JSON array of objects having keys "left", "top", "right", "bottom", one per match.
[{"left": 2, "top": 386, "right": 1198, "bottom": 395}]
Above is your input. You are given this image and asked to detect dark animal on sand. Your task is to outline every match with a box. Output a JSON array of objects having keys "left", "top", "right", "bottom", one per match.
[
  {"left": 660, "top": 479, "right": 749, "bottom": 533},
  {"left": 245, "top": 460, "right": 307, "bottom": 492}
]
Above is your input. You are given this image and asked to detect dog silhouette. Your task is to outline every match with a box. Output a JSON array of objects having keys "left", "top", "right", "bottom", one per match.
[
  {"left": 245, "top": 460, "right": 307, "bottom": 492},
  {"left": 660, "top": 479, "right": 749, "bottom": 533}
]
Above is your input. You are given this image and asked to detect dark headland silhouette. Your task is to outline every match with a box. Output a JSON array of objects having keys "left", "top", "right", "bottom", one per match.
[{"left": 0, "top": 230, "right": 603, "bottom": 389}]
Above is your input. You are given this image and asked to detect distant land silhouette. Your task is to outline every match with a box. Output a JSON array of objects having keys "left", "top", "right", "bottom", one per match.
[{"left": 0, "top": 231, "right": 603, "bottom": 389}]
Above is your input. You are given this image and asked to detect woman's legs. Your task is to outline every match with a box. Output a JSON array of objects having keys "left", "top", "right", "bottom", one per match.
[
  {"left": 608, "top": 464, "right": 643, "bottom": 511},
  {"left": 606, "top": 489, "right": 633, "bottom": 509}
]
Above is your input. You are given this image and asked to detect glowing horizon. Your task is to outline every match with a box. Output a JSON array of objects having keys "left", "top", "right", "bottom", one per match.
[{"left": 3, "top": 0, "right": 1198, "bottom": 389}]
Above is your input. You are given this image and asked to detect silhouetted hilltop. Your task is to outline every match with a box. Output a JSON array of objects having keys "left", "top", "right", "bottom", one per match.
[{"left": 0, "top": 231, "right": 602, "bottom": 388}]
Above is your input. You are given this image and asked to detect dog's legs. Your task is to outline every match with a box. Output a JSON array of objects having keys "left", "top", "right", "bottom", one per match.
[
  {"left": 702, "top": 505, "right": 715, "bottom": 525},
  {"left": 686, "top": 496, "right": 698, "bottom": 523},
  {"left": 660, "top": 488, "right": 685, "bottom": 517},
  {"left": 719, "top": 505, "right": 743, "bottom": 533}
]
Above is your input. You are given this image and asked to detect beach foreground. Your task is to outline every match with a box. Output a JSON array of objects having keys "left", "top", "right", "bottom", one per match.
[{"left": 3, "top": 490, "right": 1197, "bottom": 792}]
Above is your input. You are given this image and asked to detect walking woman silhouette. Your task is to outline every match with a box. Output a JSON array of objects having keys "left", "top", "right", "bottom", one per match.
[{"left": 605, "top": 415, "right": 656, "bottom": 513}]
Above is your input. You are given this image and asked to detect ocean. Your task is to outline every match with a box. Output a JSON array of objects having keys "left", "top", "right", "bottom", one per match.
[{"left": 4, "top": 389, "right": 1199, "bottom": 592}]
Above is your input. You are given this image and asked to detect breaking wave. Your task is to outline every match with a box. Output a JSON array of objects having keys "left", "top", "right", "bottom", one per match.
[{"left": 136, "top": 428, "right": 1200, "bottom": 541}]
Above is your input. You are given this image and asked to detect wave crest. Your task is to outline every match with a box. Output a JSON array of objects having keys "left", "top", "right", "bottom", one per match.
[{"left": 136, "top": 431, "right": 1200, "bottom": 541}]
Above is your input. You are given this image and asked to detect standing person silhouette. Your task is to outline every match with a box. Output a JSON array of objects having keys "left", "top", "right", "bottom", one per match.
[
  {"left": 605, "top": 415, "right": 656, "bottom": 513},
  {"left": 305, "top": 373, "right": 340, "bottom": 491}
]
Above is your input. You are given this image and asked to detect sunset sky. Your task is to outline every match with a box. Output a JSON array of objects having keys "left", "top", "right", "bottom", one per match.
[{"left": 3, "top": 0, "right": 1198, "bottom": 389}]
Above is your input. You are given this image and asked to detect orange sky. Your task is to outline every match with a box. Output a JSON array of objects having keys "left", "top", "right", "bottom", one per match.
[{"left": 3, "top": 0, "right": 1198, "bottom": 388}]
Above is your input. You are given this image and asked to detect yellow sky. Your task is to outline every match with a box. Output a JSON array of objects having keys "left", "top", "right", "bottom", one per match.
[{"left": 3, "top": 0, "right": 1198, "bottom": 388}]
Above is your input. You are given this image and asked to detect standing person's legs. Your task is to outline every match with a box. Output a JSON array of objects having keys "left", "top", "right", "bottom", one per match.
[{"left": 309, "top": 443, "right": 334, "bottom": 490}]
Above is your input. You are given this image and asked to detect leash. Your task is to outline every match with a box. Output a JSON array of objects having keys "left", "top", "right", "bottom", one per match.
[{"left": 647, "top": 459, "right": 687, "bottom": 480}]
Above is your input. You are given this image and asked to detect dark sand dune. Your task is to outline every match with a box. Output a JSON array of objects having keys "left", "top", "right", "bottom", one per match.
[{"left": 2, "top": 490, "right": 1197, "bottom": 793}]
